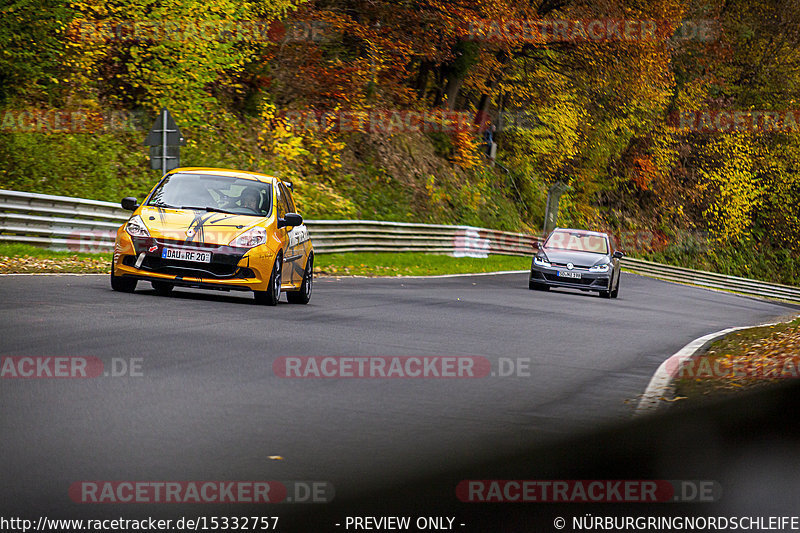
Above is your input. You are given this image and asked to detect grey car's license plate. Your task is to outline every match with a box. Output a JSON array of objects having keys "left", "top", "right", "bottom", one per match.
[{"left": 558, "top": 271, "right": 581, "bottom": 279}]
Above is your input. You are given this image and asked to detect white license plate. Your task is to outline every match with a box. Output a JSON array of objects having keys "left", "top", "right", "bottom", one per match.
[
  {"left": 161, "top": 248, "right": 211, "bottom": 263},
  {"left": 558, "top": 270, "right": 581, "bottom": 279}
]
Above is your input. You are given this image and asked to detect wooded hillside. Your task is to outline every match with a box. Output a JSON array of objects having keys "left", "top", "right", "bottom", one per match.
[{"left": 2, "top": 0, "right": 800, "bottom": 282}]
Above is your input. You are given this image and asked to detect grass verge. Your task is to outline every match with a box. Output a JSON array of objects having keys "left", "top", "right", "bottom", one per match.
[
  {"left": 0, "top": 244, "right": 531, "bottom": 276},
  {"left": 315, "top": 252, "right": 529, "bottom": 276},
  {"left": 672, "top": 317, "right": 800, "bottom": 402}
]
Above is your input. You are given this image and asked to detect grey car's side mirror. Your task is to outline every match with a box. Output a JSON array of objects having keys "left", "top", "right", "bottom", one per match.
[
  {"left": 613, "top": 250, "right": 624, "bottom": 259},
  {"left": 121, "top": 197, "right": 139, "bottom": 211},
  {"left": 278, "top": 213, "right": 303, "bottom": 228}
]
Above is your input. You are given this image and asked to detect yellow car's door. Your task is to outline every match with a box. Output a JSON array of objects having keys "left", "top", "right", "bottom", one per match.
[{"left": 278, "top": 182, "right": 309, "bottom": 286}]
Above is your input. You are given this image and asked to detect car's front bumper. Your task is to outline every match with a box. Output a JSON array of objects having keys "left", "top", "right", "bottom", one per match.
[
  {"left": 113, "top": 232, "right": 274, "bottom": 292},
  {"left": 530, "top": 264, "right": 612, "bottom": 292}
]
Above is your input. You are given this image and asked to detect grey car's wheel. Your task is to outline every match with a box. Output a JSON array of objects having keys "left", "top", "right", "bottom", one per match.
[
  {"left": 287, "top": 255, "right": 313, "bottom": 304},
  {"left": 610, "top": 279, "right": 619, "bottom": 299},
  {"left": 151, "top": 281, "right": 174, "bottom": 296},
  {"left": 110, "top": 263, "right": 137, "bottom": 293},
  {"left": 599, "top": 289, "right": 611, "bottom": 298},
  {"left": 255, "top": 254, "right": 282, "bottom": 306},
  {"left": 529, "top": 280, "right": 549, "bottom": 291}
]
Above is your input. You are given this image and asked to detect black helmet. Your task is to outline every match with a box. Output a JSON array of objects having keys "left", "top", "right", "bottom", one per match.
[{"left": 241, "top": 186, "right": 262, "bottom": 208}]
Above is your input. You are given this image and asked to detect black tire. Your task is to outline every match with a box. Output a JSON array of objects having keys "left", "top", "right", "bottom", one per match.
[
  {"left": 110, "top": 263, "right": 137, "bottom": 293},
  {"left": 599, "top": 290, "right": 611, "bottom": 298},
  {"left": 151, "top": 281, "right": 174, "bottom": 296},
  {"left": 529, "top": 280, "right": 549, "bottom": 291},
  {"left": 287, "top": 255, "right": 313, "bottom": 304},
  {"left": 610, "top": 279, "right": 619, "bottom": 299},
  {"left": 254, "top": 253, "right": 282, "bottom": 306}
]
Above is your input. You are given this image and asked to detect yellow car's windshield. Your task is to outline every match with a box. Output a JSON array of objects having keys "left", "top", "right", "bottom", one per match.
[{"left": 147, "top": 173, "right": 273, "bottom": 217}]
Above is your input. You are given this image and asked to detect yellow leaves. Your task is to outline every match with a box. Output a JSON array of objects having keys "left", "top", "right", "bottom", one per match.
[
  {"left": 257, "top": 102, "right": 344, "bottom": 174},
  {"left": 698, "top": 132, "right": 759, "bottom": 245},
  {"left": 273, "top": 124, "right": 310, "bottom": 161},
  {"left": 450, "top": 130, "right": 481, "bottom": 169},
  {"left": 57, "top": 0, "right": 289, "bottom": 126}
]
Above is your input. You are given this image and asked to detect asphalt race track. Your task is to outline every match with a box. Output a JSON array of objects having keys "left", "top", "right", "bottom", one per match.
[{"left": 0, "top": 271, "right": 796, "bottom": 526}]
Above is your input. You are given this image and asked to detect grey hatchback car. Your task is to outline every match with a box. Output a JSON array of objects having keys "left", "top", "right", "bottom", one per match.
[{"left": 529, "top": 228, "right": 624, "bottom": 298}]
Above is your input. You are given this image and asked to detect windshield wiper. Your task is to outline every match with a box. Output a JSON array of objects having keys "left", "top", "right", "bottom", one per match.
[
  {"left": 149, "top": 202, "right": 178, "bottom": 209},
  {"left": 180, "top": 206, "right": 238, "bottom": 215}
]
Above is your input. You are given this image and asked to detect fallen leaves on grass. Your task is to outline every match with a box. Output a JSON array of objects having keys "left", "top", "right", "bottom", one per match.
[
  {"left": 0, "top": 255, "right": 110, "bottom": 274},
  {"left": 679, "top": 322, "right": 800, "bottom": 396},
  {"left": 315, "top": 264, "right": 411, "bottom": 276}
]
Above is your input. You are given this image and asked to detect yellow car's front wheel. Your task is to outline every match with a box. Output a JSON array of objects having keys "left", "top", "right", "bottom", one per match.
[
  {"left": 287, "top": 255, "right": 313, "bottom": 304},
  {"left": 254, "top": 253, "right": 282, "bottom": 306},
  {"left": 110, "top": 262, "right": 137, "bottom": 293}
]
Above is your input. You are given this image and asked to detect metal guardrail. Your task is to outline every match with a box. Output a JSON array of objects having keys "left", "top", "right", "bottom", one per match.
[
  {"left": 621, "top": 257, "right": 800, "bottom": 304},
  {"left": 307, "top": 220, "right": 537, "bottom": 256},
  {"left": 0, "top": 189, "right": 129, "bottom": 250},
  {"left": 2, "top": 188, "right": 799, "bottom": 303},
  {"left": 0, "top": 189, "right": 537, "bottom": 256}
]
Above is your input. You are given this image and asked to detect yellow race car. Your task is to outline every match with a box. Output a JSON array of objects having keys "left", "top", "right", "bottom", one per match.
[{"left": 111, "top": 167, "right": 313, "bottom": 305}]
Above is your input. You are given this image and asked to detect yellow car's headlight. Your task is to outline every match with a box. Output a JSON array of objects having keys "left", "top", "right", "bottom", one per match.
[
  {"left": 125, "top": 215, "right": 150, "bottom": 238},
  {"left": 230, "top": 227, "right": 267, "bottom": 248}
]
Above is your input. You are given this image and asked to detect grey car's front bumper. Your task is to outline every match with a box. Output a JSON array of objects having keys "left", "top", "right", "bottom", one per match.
[{"left": 529, "top": 265, "right": 612, "bottom": 292}]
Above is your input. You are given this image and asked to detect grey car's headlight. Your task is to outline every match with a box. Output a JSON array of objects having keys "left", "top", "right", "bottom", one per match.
[
  {"left": 533, "top": 256, "right": 551, "bottom": 268},
  {"left": 125, "top": 215, "right": 150, "bottom": 238},
  {"left": 589, "top": 263, "right": 610, "bottom": 273}
]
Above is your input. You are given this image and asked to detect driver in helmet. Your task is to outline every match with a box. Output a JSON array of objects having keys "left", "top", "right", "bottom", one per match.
[{"left": 240, "top": 187, "right": 262, "bottom": 212}]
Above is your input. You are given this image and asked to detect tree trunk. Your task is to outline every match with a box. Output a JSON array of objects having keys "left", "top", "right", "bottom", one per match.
[
  {"left": 415, "top": 61, "right": 431, "bottom": 101},
  {"left": 444, "top": 74, "right": 465, "bottom": 110}
]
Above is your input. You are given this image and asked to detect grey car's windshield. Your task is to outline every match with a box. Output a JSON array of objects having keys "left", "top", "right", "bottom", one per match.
[
  {"left": 147, "top": 173, "right": 273, "bottom": 217},
  {"left": 545, "top": 231, "right": 609, "bottom": 254}
]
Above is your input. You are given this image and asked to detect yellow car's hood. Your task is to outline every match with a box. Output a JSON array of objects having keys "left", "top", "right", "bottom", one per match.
[{"left": 139, "top": 206, "right": 265, "bottom": 245}]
